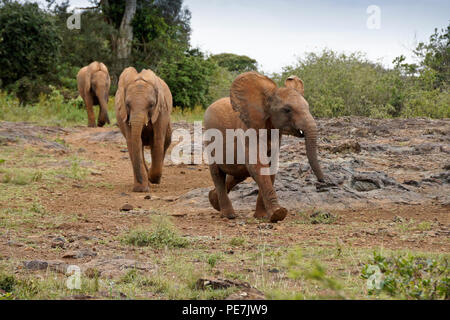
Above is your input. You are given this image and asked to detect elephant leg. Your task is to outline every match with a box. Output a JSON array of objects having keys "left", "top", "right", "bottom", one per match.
[
  {"left": 247, "top": 164, "right": 287, "bottom": 223},
  {"left": 209, "top": 175, "right": 246, "bottom": 211},
  {"left": 97, "top": 107, "right": 110, "bottom": 127},
  {"left": 254, "top": 174, "right": 276, "bottom": 220},
  {"left": 209, "top": 164, "right": 236, "bottom": 219},
  {"left": 126, "top": 138, "right": 149, "bottom": 192},
  {"left": 149, "top": 132, "right": 165, "bottom": 184},
  {"left": 163, "top": 123, "right": 172, "bottom": 154},
  {"left": 83, "top": 95, "right": 96, "bottom": 128},
  {"left": 142, "top": 145, "right": 149, "bottom": 175}
]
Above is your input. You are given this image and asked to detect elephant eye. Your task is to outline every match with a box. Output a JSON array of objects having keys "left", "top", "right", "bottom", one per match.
[{"left": 282, "top": 106, "right": 292, "bottom": 114}]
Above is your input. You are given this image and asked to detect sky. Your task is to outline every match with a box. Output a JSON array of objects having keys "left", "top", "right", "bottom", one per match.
[{"left": 61, "top": 0, "right": 449, "bottom": 73}]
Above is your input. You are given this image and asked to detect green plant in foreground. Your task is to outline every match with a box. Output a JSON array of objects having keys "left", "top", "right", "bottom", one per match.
[
  {"left": 122, "top": 216, "right": 189, "bottom": 249},
  {"left": 361, "top": 251, "right": 449, "bottom": 299},
  {"left": 285, "top": 248, "right": 345, "bottom": 299},
  {"left": 207, "top": 253, "right": 223, "bottom": 269},
  {"left": 229, "top": 237, "right": 245, "bottom": 246},
  {"left": 0, "top": 273, "right": 17, "bottom": 293},
  {"left": 297, "top": 211, "right": 338, "bottom": 224}
]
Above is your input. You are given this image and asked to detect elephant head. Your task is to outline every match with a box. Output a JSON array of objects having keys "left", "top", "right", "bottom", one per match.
[
  {"left": 116, "top": 68, "right": 167, "bottom": 190},
  {"left": 230, "top": 72, "right": 324, "bottom": 182}
]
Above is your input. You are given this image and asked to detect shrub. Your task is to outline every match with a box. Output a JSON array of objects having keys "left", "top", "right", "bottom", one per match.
[
  {"left": 0, "top": 1, "right": 60, "bottom": 103},
  {"left": 276, "top": 49, "right": 450, "bottom": 119},
  {"left": 361, "top": 251, "right": 449, "bottom": 299}
]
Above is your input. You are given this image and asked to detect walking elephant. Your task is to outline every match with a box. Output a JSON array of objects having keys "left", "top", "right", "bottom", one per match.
[
  {"left": 77, "top": 61, "right": 111, "bottom": 127},
  {"left": 115, "top": 67, "right": 172, "bottom": 192},
  {"left": 204, "top": 72, "right": 326, "bottom": 222}
]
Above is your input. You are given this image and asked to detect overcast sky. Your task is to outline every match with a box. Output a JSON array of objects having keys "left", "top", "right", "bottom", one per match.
[{"left": 62, "top": 0, "right": 449, "bottom": 73}]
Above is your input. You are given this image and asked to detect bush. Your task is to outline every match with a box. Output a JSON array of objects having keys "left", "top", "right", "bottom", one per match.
[
  {"left": 276, "top": 49, "right": 450, "bottom": 119},
  {"left": 361, "top": 251, "right": 449, "bottom": 299},
  {"left": 0, "top": 1, "right": 60, "bottom": 103},
  {"left": 158, "top": 49, "right": 216, "bottom": 109}
]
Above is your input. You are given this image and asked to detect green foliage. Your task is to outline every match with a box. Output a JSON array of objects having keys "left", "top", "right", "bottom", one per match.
[
  {"left": 285, "top": 248, "right": 345, "bottom": 299},
  {"left": 158, "top": 49, "right": 216, "bottom": 108},
  {"left": 276, "top": 48, "right": 449, "bottom": 119},
  {"left": 0, "top": 1, "right": 61, "bottom": 103},
  {"left": 296, "top": 210, "right": 337, "bottom": 224},
  {"left": 206, "top": 253, "right": 223, "bottom": 269},
  {"left": 413, "top": 24, "right": 449, "bottom": 89},
  {"left": 122, "top": 216, "right": 189, "bottom": 249},
  {"left": 229, "top": 237, "right": 245, "bottom": 246},
  {"left": 0, "top": 273, "right": 16, "bottom": 292},
  {"left": 0, "top": 88, "right": 114, "bottom": 126},
  {"left": 361, "top": 251, "right": 449, "bottom": 299},
  {"left": 209, "top": 53, "right": 258, "bottom": 73}
]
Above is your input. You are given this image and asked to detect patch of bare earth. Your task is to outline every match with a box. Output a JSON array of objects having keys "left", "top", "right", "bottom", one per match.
[{"left": 0, "top": 118, "right": 448, "bottom": 299}]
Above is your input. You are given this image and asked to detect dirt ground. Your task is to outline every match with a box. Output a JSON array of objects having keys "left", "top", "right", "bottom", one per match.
[{"left": 0, "top": 117, "right": 449, "bottom": 299}]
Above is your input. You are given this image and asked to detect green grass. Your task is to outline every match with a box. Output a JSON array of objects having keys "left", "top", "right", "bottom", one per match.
[
  {"left": 229, "top": 237, "right": 246, "bottom": 246},
  {"left": 170, "top": 105, "right": 205, "bottom": 123},
  {"left": 121, "top": 216, "right": 189, "bottom": 249},
  {"left": 0, "top": 89, "right": 116, "bottom": 127}
]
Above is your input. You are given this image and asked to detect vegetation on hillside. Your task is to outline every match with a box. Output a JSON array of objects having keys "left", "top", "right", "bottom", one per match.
[{"left": 0, "top": 0, "right": 448, "bottom": 119}]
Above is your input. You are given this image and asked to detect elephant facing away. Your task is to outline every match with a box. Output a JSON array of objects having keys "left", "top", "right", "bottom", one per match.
[
  {"left": 204, "top": 72, "right": 325, "bottom": 223},
  {"left": 115, "top": 67, "right": 172, "bottom": 192},
  {"left": 77, "top": 61, "right": 111, "bottom": 127}
]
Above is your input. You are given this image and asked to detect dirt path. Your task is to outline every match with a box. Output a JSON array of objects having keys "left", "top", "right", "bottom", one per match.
[{"left": 0, "top": 118, "right": 449, "bottom": 299}]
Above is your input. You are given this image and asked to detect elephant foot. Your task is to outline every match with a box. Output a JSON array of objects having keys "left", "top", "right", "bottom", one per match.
[
  {"left": 149, "top": 175, "right": 161, "bottom": 184},
  {"left": 208, "top": 190, "right": 221, "bottom": 211},
  {"left": 97, "top": 121, "right": 105, "bottom": 127},
  {"left": 254, "top": 209, "right": 270, "bottom": 220},
  {"left": 88, "top": 122, "right": 96, "bottom": 128},
  {"left": 220, "top": 208, "right": 236, "bottom": 220},
  {"left": 269, "top": 207, "right": 288, "bottom": 223},
  {"left": 132, "top": 184, "right": 149, "bottom": 193}
]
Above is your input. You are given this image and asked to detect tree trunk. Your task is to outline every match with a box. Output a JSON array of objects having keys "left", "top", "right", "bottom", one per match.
[{"left": 117, "top": 0, "right": 136, "bottom": 63}]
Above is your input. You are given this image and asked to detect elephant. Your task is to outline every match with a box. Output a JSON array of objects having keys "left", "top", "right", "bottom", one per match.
[
  {"left": 204, "top": 72, "right": 325, "bottom": 223},
  {"left": 115, "top": 67, "right": 172, "bottom": 192},
  {"left": 77, "top": 61, "right": 111, "bottom": 127}
]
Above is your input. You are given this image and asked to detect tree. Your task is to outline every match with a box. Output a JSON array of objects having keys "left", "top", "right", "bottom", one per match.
[
  {"left": 413, "top": 23, "right": 449, "bottom": 89},
  {"left": 158, "top": 49, "right": 216, "bottom": 108},
  {"left": 101, "top": 0, "right": 191, "bottom": 78},
  {"left": 0, "top": 0, "right": 61, "bottom": 102},
  {"left": 208, "top": 53, "right": 258, "bottom": 74}
]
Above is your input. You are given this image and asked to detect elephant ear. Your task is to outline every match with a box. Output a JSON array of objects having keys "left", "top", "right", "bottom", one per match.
[
  {"left": 151, "top": 79, "right": 166, "bottom": 124},
  {"left": 76, "top": 66, "right": 88, "bottom": 97},
  {"left": 230, "top": 72, "right": 277, "bottom": 129},
  {"left": 115, "top": 67, "right": 138, "bottom": 123},
  {"left": 284, "top": 75, "right": 304, "bottom": 96}
]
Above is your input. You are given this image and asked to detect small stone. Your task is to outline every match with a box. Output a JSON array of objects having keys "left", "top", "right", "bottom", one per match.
[
  {"left": 51, "top": 237, "right": 66, "bottom": 248},
  {"left": 144, "top": 195, "right": 151, "bottom": 200},
  {"left": 120, "top": 204, "right": 134, "bottom": 211},
  {"left": 23, "top": 260, "right": 49, "bottom": 270}
]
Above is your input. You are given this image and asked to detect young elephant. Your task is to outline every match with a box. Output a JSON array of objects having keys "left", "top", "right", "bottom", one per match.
[
  {"left": 204, "top": 72, "right": 325, "bottom": 223},
  {"left": 77, "top": 61, "right": 111, "bottom": 127},
  {"left": 115, "top": 67, "right": 172, "bottom": 192}
]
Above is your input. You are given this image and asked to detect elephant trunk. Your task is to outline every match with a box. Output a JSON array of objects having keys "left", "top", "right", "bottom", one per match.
[
  {"left": 130, "top": 115, "right": 145, "bottom": 184},
  {"left": 302, "top": 117, "right": 325, "bottom": 182}
]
